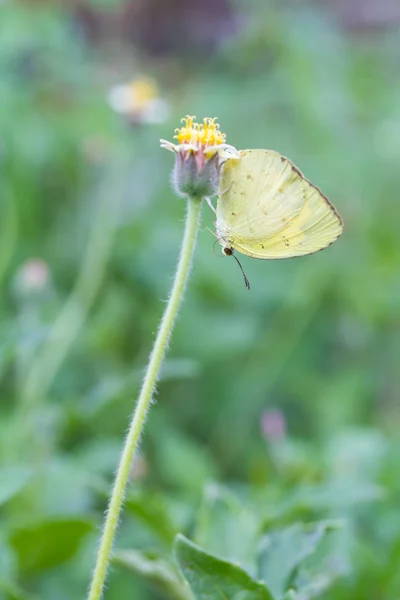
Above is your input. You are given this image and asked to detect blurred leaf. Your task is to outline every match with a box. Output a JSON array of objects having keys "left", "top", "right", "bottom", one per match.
[
  {"left": 31, "top": 459, "right": 96, "bottom": 516},
  {"left": 287, "top": 480, "right": 384, "bottom": 514},
  {"left": 125, "top": 490, "right": 178, "bottom": 546},
  {"left": 0, "top": 467, "right": 32, "bottom": 507},
  {"left": 174, "top": 534, "right": 274, "bottom": 600},
  {"left": 155, "top": 430, "right": 218, "bottom": 493},
  {"left": 83, "top": 358, "right": 199, "bottom": 418},
  {"left": 0, "top": 579, "right": 36, "bottom": 600},
  {"left": 114, "top": 549, "right": 192, "bottom": 600},
  {"left": 258, "top": 521, "right": 339, "bottom": 598},
  {"left": 9, "top": 518, "right": 94, "bottom": 574},
  {"left": 292, "top": 570, "right": 343, "bottom": 600},
  {"left": 73, "top": 438, "right": 122, "bottom": 477},
  {"left": 194, "top": 484, "right": 258, "bottom": 570},
  {"left": 0, "top": 538, "right": 16, "bottom": 580},
  {"left": 327, "top": 428, "right": 387, "bottom": 477}
]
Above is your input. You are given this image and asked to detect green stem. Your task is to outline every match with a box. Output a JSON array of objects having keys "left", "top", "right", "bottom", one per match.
[{"left": 87, "top": 196, "right": 202, "bottom": 600}]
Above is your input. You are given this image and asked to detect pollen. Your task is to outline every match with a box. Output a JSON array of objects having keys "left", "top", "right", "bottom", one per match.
[{"left": 174, "top": 116, "right": 226, "bottom": 148}]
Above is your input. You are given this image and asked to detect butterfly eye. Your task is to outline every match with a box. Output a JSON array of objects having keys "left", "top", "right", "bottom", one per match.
[{"left": 222, "top": 247, "right": 233, "bottom": 256}]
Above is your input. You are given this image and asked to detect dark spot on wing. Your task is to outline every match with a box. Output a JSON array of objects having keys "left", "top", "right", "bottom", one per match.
[
  {"left": 246, "top": 174, "right": 252, "bottom": 180},
  {"left": 231, "top": 212, "right": 236, "bottom": 217}
]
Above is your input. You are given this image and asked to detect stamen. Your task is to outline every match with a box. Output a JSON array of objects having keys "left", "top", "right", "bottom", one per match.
[{"left": 173, "top": 116, "right": 226, "bottom": 147}]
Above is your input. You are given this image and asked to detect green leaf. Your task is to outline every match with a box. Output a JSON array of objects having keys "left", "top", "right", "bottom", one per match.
[
  {"left": 114, "top": 549, "right": 193, "bottom": 600},
  {"left": 194, "top": 483, "right": 258, "bottom": 571},
  {"left": 9, "top": 518, "right": 94, "bottom": 574},
  {"left": 281, "top": 571, "right": 341, "bottom": 600},
  {"left": 0, "top": 578, "right": 36, "bottom": 600},
  {"left": 291, "top": 571, "right": 341, "bottom": 600},
  {"left": 174, "top": 534, "right": 274, "bottom": 600},
  {"left": 0, "top": 467, "right": 32, "bottom": 507},
  {"left": 258, "top": 521, "right": 338, "bottom": 598},
  {"left": 0, "top": 537, "right": 16, "bottom": 580},
  {"left": 154, "top": 430, "right": 218, "bottom": 494},
  {"left": 125, "top": 490, "right": 177, "bottom": 546}
]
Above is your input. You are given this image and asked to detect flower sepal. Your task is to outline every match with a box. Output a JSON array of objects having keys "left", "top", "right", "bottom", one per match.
[{"left": 160, "top": 116, "right": 239, "bottom": 199}]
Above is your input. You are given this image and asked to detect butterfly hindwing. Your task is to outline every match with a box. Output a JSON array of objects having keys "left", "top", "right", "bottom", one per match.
[{"left": 216, "top": 149, "right": 343, "bottom": 259}]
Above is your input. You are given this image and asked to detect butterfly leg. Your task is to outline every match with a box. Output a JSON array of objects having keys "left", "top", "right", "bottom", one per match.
[
  {"left": 205, "top": 196, "right": 216, "bottom": 214},
  {"left": 205, "top": 224, "right": 218, "bottom": 238},
  {"left": 218, "top": 182, "right": 233, "bottom": 196}
]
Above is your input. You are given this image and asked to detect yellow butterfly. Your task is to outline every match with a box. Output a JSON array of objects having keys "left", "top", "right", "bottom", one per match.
[{"left": 215, "top": 150, "right": 343, "bottom": 270}]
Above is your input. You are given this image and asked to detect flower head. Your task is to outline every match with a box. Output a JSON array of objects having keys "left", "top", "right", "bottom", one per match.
[
  {"left": 175, "top": 115, "right": 225, "bottom": 150},
  {"left": 161, "top": 115, "right": 239, "bottom": 199},
  {"left": 108, "top": 76, "right": 169, "bottom": 124}
]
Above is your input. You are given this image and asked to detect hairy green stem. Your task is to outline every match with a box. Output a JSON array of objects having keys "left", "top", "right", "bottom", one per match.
[{"left": 87, "top": 196, "right": 202, "bottom": 600}]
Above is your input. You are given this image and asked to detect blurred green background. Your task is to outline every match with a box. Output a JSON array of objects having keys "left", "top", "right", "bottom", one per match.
[{"left": 1, "top": 0, "right": 400, "bottom": 599}]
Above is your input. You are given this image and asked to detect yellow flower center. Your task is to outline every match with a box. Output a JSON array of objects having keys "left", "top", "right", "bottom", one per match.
[
  {"left": 174, "top": 116, "right": 226, "bottom": 148},
  {"left": 129, "top": 77, "right": 158, "bottom": 110}
]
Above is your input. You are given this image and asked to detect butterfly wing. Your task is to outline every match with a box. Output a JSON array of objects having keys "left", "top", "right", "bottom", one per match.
[
  {"left": 217, "top": 149, "right": 306, "bottom": 241},
  {"left": 216, "top": 149, "right": 343, "bottom": 259}
]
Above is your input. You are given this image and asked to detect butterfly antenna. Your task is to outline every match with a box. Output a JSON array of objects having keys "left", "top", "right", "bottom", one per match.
[
  {"left": 232, "top": 254, "right": 251, "bottom": 290},
  {"left": 212, "top": 239, "right": 221, "bottom": 256}
]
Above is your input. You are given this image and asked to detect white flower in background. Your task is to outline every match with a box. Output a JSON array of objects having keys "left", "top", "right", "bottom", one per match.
[{"left": 107, "top": 76, "right": 169, "bottom": 124}]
